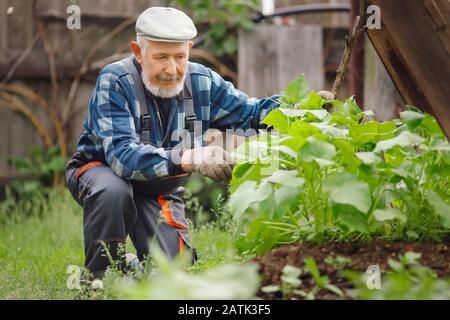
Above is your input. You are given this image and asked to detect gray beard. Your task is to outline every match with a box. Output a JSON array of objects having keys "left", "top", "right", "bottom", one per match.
[{"left": 141, "top": 68, "right": 185, "bottom": 98}]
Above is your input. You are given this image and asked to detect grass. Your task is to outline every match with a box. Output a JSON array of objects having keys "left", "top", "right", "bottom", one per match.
[
  {"left": 0, "top": 187, "right": 240, "bottom": 300},
  {"left": 0, "top": 189, "right": 83, "bottom": 299}
]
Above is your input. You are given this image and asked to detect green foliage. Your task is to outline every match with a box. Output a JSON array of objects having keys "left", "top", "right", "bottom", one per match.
[
  {"left": 228, "top": 74, "right": 450, "bottom": 254},
  {"left": 6, "top": 146, "right": 66, "bottom": 201},
  {"left": 121, "top": 244, "right": 260, "bottom": 300},
  {"left": 184, "top": 174, "right": 228, "bottom": 225},
  {"left": 171, "top": 0, "right": 259, "bottom": 56},
  {"left": 302, "top": 257, "right": 344, "bottom": 298},
  {"left": 346, "top": 253, "right": 450, "bottom": 300},
  {"left": 261, "top": 264, "right": 303, "bottom": 299},
  {"left": 261, "top": 258, "right": 343, "bottom": 300},
  {"left": 0, "top": 183, "right": 48, "bottom": 223},
  {"left": 8, "top": 146, "right": 65, "bottom": 186},
  {"left": 324, "top": 255, "right": 352, "bottom": 269}
]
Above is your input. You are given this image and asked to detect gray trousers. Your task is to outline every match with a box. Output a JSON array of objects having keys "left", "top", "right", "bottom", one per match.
[{"left": 65, "top": 162, "right": 195, "bottom": 278}]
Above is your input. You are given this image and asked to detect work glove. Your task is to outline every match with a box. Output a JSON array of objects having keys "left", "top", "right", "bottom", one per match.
[
  {"left": 317, "top": 91, "right": 335, "bottom": 101},
  {"left": 181, "top": 146, "right": 234, "bottom": 182}
]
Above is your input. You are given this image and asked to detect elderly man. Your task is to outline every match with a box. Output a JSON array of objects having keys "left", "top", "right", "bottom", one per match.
[{"left": 65, "top": 7, "right": 333, "bottom": 279}]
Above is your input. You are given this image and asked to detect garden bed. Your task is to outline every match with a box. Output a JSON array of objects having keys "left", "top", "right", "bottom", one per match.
[{"left": 253, "top": 240, "right": 450, "bottom": 299}]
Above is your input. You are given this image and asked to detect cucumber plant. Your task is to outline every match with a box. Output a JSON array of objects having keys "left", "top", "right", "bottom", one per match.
[{"left": 228, "top": 75, "right": 450, "bottom": 255}]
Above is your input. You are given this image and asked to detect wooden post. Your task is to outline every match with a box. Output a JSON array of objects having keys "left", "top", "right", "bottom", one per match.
[{"left": 348, "top": 0, "right": 365, "bottom": 107}]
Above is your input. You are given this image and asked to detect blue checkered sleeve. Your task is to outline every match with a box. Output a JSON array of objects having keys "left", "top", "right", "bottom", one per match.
[
  {"left": 89, "top": 69, "right": 183, "bottom": 181},
  {"left": 208, "top": 69, "right": 280, "bottom": 132}
]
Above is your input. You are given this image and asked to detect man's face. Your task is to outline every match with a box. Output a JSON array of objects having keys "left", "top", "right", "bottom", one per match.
[{"left": 131, "top": 40, "right": 192, "bottom": 97}]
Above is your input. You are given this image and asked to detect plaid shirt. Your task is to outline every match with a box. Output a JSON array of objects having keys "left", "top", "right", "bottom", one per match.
[{"left": 76, "top": 60, "right": 280, "bottom": 181}]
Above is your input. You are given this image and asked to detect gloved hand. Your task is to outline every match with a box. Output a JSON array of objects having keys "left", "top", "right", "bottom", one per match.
[
  {"left": 181, "top": 146, "right": 234, "bottom": 182},
  {"left": 317, "top": 91, "right": 335, "bottom": 101}
]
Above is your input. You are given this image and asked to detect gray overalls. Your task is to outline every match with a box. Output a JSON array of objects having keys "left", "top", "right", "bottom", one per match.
[{"left": 65, "top": 56, "right": 198, "bottom": 278}]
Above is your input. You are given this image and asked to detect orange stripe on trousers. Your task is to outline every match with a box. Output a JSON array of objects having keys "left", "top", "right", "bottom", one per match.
[
  {"left": 76, "top": 161, "right": 103, "bottom": 178},
  {"left": 157, "top": 195, "right": 187, "bottom": 258},
  {"left": 157, "top": 195, "right": 188, "bottom": 231},
  {"left": 179, "top": 235, "right": 184, "bottom": 258}
]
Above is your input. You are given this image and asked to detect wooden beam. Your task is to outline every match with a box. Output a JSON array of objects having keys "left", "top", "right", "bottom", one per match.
[
  {"left": 0, "top": 49, "right": 82, "bottom": 79},
  {"left": 367, "top": 0, "right": 450, "bottom": 139}
]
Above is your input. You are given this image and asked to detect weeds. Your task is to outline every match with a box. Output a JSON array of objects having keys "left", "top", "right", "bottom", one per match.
[{"left": 345, "top": 252, "right": 450, "bottom": 300}]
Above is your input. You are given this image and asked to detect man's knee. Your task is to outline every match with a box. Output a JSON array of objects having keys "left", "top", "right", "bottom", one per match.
[
  {"left": 87, "top": 175, "right": 136, "bottom": 222},
  {"left": 95, "top": 177, "right": 133, "bottom": 203}
]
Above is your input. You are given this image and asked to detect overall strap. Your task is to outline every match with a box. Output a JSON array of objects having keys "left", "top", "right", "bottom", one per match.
[
  {"left": 122, "top": 55, "right": 147, "bottom": 117},
  {"left": 183, "top": 68, "right": 198, "bottom": 149},
  {"left": 122, "top": 55, "right": 150, "bottom": 144},
  {"left": 122, "top": 56, "right": 198, "bottom": 148}
]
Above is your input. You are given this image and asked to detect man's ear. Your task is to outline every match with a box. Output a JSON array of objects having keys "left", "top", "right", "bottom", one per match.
[
  {"left": 130, "top": 41, "right": 143, "bottom": 63},
  {"left": 188, "top": 40, "right": 193, "bottom": 49}
]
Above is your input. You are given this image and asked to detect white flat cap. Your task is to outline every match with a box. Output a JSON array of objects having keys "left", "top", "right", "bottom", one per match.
[{"left": 136, "top": 7, "right": 197, "bottom": 42}]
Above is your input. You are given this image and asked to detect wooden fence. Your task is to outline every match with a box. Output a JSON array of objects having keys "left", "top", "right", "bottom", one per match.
[{"left": 0, "top": 0, "right": 404, "bottom": 181}]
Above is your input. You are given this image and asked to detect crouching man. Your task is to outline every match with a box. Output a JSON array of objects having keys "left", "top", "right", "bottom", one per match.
[{"left": 65, "top": 6, "right": 333, "bottom": 279}]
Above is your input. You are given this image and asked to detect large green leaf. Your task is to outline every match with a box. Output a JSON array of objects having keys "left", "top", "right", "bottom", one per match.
[
  {"left": 261, "top": 109, "right": 289, "bottom": 133},
  {"left": 299, "top": 137, "right": 336, "bottom": 166},
  {"left": 280, "top": 136, "right": 306, "bottom": 153},
  {"left": 426, "top": 191, "right": 450, "bottom": 228},
  {"left": 431, "top": 138, "right": 450, "bottom": 153},
  {"left": 356, "top": 152, "right": 383, "bottom": 165},
  {"left": 312, "top": 122, "right": 348, "bottom": 138},
  {"left": 289, "top": 121, "right": 321, "bottom": 138},
  {"left": 280, "top": 74, "right": 311, "bottom": 105},
  {"left": 229, "top": 181, "right": 272, "bottom": 220},
  {"left": 349, "top": 121, "right": 396, "bottom": 145},
  {"left": 332, "top": 138, "right": 360, "bottom": 170},
  {"left": 324, "top": 173, "right": 372, "bottom": 213},
  {"left": 373, "top": 208, "right": 406, "bottom": 223},
  {"left": 375, "top": 131, "right": 425, "bottom": 153},
  {"left": 400, "top": 110, "right": 426, "bottom": 131},
  {"left": 296, "top": 91, "right": 326, "bottom": 110},
  {"left": 274, "top": 186, "right": 299, "bottom": 206},
  {"left": 230, "top": 163, "right": 265, "bottom": 192},
  {"left": 332, "top": 204, "right": 369, "bottom": 234},
  {"left": 260, "top": 196, "right": 286, "bottom": 219},
  {"left": 279, "top": 108, "right": 328, "bottom": 121},
  {"left": 264, "top": 170, "right": 305, "bottom": 188}
]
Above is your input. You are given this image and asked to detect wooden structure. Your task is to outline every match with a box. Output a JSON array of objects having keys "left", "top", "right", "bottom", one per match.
[
  {"left": 367, "top": 0, "right": 450, "bottom": 139},
  {"left": 238, "top": 24, "right": 324, "bottom": 97},
  {"left": 0, "top": 0, "right": 168, "bottom": 176}
]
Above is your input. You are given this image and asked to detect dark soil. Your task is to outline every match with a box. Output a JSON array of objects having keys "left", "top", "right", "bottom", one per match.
[{"left": 252, "top": 241, "right": 450, "bottom": 300}]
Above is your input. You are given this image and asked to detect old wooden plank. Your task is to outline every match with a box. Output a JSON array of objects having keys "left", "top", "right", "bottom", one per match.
[
  {"left": 8, "top": 97, "right": 44, "bottom": 164},
  {"left": 238, "top": 24, "right": 324, "bottom": 98},
  {"left": 238, "top": 25, "right": 278, "bottom": 98},
  {"left": 367, "top": 0, "right": 450, "bottom": 139},
  {"left": 7, "top": 0, "right": 34, "bottom": 49},
  {"left": 35, "top": 0, "right": 169, "bottom": 19},
  {"left": 0, "top": 0, "right": 9, "bottom": 49},
  {"left": 0, "top": 109, "right": 12, "bottom": 172}
]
